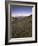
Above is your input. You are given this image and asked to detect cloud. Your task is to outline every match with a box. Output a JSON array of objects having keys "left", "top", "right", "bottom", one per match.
[{"left": 11, "top": 12, "right": 32, "bottom": 17}]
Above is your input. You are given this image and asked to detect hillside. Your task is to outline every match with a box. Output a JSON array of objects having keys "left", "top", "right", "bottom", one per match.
[{"left": 10, "top": 15, "right": 32, "bottom": 38}]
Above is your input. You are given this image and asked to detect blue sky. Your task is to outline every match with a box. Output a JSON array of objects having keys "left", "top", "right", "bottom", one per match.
[{"left": 10, "top": 5, "right": 32, "bottom": 17}]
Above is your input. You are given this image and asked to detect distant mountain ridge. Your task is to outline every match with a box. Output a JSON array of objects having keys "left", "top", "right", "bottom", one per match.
[{"left": 11, "top": 15, "right": 32, "bottom": 21}]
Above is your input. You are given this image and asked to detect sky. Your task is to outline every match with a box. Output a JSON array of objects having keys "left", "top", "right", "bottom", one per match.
[{"left": 10, "top": 5, "right": 32, "bottom": 17}]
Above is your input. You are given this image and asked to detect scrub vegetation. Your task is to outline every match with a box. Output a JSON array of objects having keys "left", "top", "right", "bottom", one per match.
[{"left": 10, "top": 15, "right": 32, "bottom": 38}]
